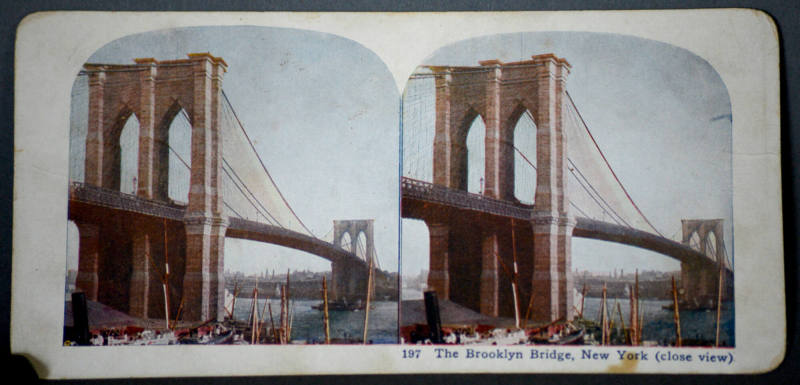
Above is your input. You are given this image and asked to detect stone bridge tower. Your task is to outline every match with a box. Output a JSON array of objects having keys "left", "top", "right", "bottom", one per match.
[
  {"left": 427, "top": 54, "right": 574, "bottom": 322},
  {"left": 681, "top": 219, "right": 731, "bottom": 307},
  {"left": 331, "top": 219, "right": 375, "bottom": 303},
  {"left": 75, "top": 53, "right": 228, "bottom": 321}
]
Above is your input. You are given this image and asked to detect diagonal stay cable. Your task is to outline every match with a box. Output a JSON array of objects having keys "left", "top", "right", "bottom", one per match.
[
  {"left": 568, "top": 165, "right": 624, "bottom": 226},
  {"left": 161, "top": 138, "right": 191, "bottom": 171},
  {"left": 560, "top": 107, "right": 631, "bottom": 226},
  {"left": 221, "top": 157, "right": 284, "bottom": 227},
  {"left": 357, "top": 236, "right": 367, "bottom": 262},
  {"left": 221, "top": 90, "right": 315, "bottom": 237},
  {"left": 201, "top": 102, "right": 323, "bottom": 231},
  {"left": 320, "top": 226, "right": 334, "bottom": 242},
  {"left": 216, "top": 108, "right": 278, "bottom": 224},
  {"left": 177, "top": 109, "right": 278, "bottom": 225},
  {"left": 720, "top": 242, "right": 733, "bottom": 270},
  {"left": 567, "top": 158, "right": 631, "bottom": 227},
  {"left": 156, "top": 133, "right": 257, "bottom": 223},
  {"left": 220, "top": 164, "right": 279, "bottom": 226},
  {"left": 565, "top": 92, "right": 665, "bottom": 237},
  {"left": 704, "top": 235, "right": 732, "bottom": 271},
  {"left": 515, "top": 114, "right": 621, "bottom": 224},
  {"left": 223, "top": 200, "right": 246, "bottom": 220},
  {"left": 370, "top": 242, "right": 382, "bottom": 270},
  {"left": 524, "top": 109, "right": 627, "bottom": 224},
  {"left": 512, "top": 144, "right": 594, "bottom": 220}
]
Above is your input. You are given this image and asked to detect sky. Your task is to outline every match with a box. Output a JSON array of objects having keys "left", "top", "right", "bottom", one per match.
[
  {"left": 65, "top": 27, "right": 733, "bottom": 281},
  {"left": 400, "top": 32, "right": 733, "bottom": 277},
  {"left": 67, "top": 26, "right": 400, "bottom": 274}
]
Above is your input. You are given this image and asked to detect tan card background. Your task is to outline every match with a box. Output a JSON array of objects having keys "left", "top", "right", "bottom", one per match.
[{"left": 12, "top": 10, "right": 782, "bottom": 377}]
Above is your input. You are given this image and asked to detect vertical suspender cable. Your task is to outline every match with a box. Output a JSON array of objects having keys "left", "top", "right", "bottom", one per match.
[
  {"left": 566, "top": 92, "right": 665, "bottom": 237},
  {"left": 222, "top": 90, "right": 316, "bottom": 237}
]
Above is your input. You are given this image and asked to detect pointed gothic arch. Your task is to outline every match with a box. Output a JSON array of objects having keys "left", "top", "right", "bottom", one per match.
[
  {"left": 118, "top": 112, "right": 140, "bottom": 195},
  {"left": 507, "top": 103, "right": 538, "bottom": 204},
  {"left": 464, "top": 113, "right": 487, "bottom": 194},
  {"left": 427, "top": 54, "right": 574, "bottom": 321},
  {"left": 80, "top": 53, "right": 229, "bottom": 322}
]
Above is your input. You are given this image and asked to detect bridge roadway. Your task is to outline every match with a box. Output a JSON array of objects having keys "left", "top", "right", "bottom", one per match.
[
  {"left": 401, "top": 177, "right": 731, "bottom": 274},
  {"left": 68, "top": 182, "right": 375, "bottom": 268}
]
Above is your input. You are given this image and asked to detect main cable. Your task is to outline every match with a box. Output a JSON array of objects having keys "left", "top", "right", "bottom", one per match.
[
  {"left": 221, "top": 90, "right": 316, "bottom": 237},
  {"left": 566, "top": 92, "right": 665, "bottom": 237}
]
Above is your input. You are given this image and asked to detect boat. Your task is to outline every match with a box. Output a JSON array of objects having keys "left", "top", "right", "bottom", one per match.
[
  {"left": 401, "top": 322, "right": 585, "bottom": 345},
  {"left": 312, "top": 299, "right": 365, "bottom": 312},
  {"left": 130, "top": 330, "right": 178, "bottom": 345},
  {"left": 547, "top": 327, "right": 585, "bottom": 345},
  {"left": 179, "top": 329, "right": 235, "bottom": 345},
  {"left": 528, "top": 322, "right": 586, "bottom": 345}
]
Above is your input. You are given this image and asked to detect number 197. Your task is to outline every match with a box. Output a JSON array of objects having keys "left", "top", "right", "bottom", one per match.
[{"left": 402, "top": 349, "right": 421, "bottom": 359}]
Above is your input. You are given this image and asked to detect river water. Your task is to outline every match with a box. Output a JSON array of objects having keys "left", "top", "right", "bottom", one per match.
[
  {"left": 233, "top": 298, "right": 398, "bottom": 344},
  {"left": 582, "top": 297, "right": 735, "bottom": 346},
  {"left": 231, "top": 296, "right": 731, "bottom": 346}
]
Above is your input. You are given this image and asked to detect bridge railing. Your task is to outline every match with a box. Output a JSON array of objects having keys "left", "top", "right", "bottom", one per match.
[
  {"left": 226, "top": 217, "right": 392, "bottom": 275},
  {"left": 401, "top": 177, "right": 531, "bottom": 220},
  {"left": 402, "top": 178, "right": 731, "bottom": 274},
  {"left": 69, "top": 182, "right": 186, "bottom": 220},
  {"left": 228, "top": 217, "right": 370, "bottom": 258},
  {"left": 227, "top": 217, "right": 320, "bottom": 242}
]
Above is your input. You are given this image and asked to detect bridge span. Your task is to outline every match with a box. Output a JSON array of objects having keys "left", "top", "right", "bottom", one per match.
[
  {"left": 403, "top": 178, "right": 728, "bottom": 271},
  {"left": 69, "top": 53, "right": 395, "bottom": 322},
  {"left": 400, "top": 53, "right": 732, "bottom": 322},
  {"left": 402, "top": 177, "right": 732, "bottom": 317},
  {"left": 69, "top": 182, "right": 383, "bottom": 320}
]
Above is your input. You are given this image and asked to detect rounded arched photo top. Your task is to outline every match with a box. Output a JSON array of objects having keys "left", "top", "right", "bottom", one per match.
[
  {"left": 67, "top": 25, "right": 401, "bottom": 274},
  {"left": 401, "top": 31, "right": 733, "bottom": 276}
]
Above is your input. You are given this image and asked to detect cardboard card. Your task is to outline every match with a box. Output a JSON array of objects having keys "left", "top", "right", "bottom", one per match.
[{"left": 11, "top": 10, "right": 783, "bottom": 378}]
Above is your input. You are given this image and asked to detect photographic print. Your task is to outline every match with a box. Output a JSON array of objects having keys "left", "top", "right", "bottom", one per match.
[
  {"left": 400, "top": 32, "right": 734, "bottom": 348},
  {"left": 62, "top": 26, "right": 400, "bottom": 346}
]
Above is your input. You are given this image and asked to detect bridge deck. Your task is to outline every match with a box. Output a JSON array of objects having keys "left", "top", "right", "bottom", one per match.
[
  {"left": 401, "top": 177, "right": 731, "bottom": 274},
  {"left": 68, "top": 182, "right": 369, "bottom": 267},
  {"left": 226, "top": 217, "right": 356, "bottom": 263}
]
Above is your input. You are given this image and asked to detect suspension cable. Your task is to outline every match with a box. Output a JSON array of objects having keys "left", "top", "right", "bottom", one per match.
[
  {"left": 221, "top": 90, "right": 316, "bottom": 237},
  {"left": 220, "top": 164, "right": 279, "bottom": 226},
  {"left": 515, "top": 112, "right": 627, "bottom": 225},
  {"left": 223, "top": 200, "right": 246, "bottom": 219},
  {"left": 222, "top": 158, "right": 284, "bottom": 227},
  {"left": 178, "top": 109, "right": 280, "bottom": 225},
  {"left": 567, "top": 158, "right": 632, "bottom": 227},
  {"left": 155, "top": 123, "right": 259, "bottom": 223},
  {"left": 565, "top": 92, "right": 665, "bottom": 237}
]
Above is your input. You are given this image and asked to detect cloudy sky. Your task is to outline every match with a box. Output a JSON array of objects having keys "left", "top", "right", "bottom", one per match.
[
  {"left": 66, "top": 27, "right": 733, "bottom": 282},
  {"left": 401, "top": 31, "right": 733, "bottom": 277},
  {"left": 67, "top": 26, "right": 400, "bottom": 274}
]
